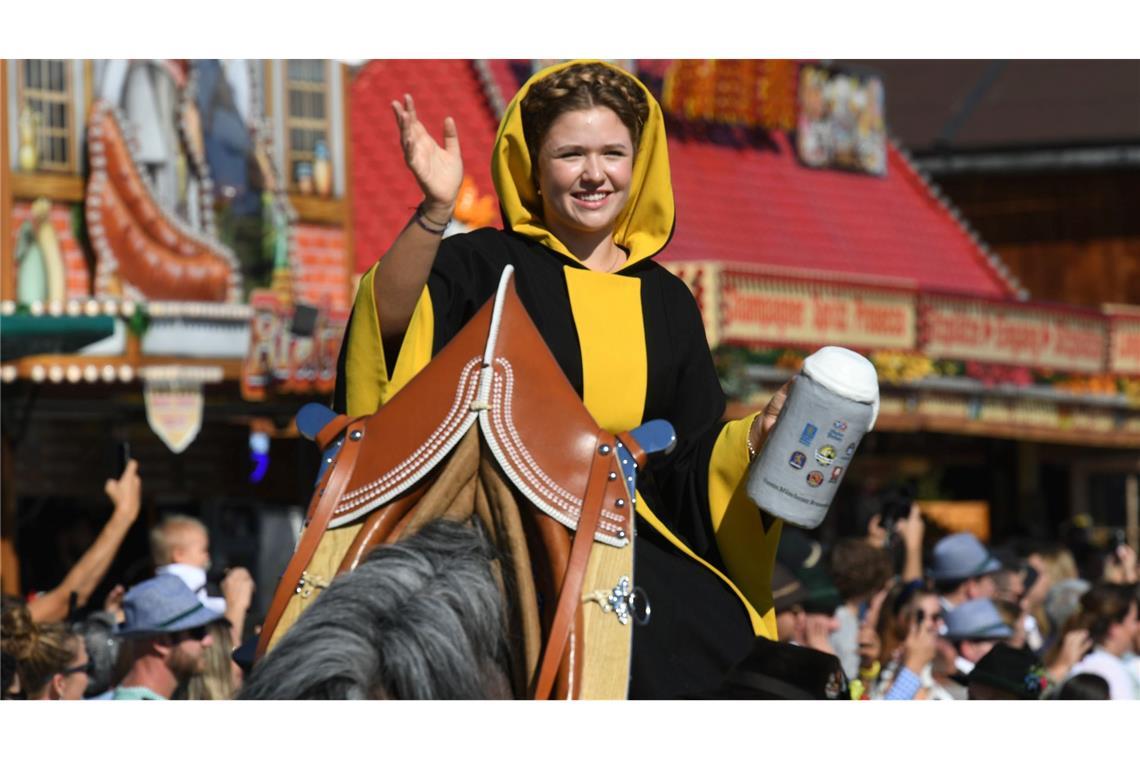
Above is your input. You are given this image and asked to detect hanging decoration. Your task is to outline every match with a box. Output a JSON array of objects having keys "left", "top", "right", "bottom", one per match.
[{"left": 141, "top": 365, "right": 222, "bottom": 454}]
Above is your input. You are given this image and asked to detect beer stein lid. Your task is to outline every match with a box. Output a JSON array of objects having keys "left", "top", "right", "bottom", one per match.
[{"left": 802, "top": 346, "right": 880, "bottom": 429}]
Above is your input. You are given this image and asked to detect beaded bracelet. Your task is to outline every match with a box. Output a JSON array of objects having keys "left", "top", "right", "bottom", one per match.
[{"left": 413, "top": 204, "right": 450, "bottom": 235}]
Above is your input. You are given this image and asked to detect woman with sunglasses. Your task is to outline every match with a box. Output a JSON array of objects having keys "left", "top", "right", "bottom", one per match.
[
  {"left": 1, "top": 601, "right": 91, "bottom": 700},
  {"left": 869, "top": 585, "right": 946, "bottom": 699}
]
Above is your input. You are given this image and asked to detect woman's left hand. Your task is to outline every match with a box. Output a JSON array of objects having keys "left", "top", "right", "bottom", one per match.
[{"left": 748, "top": 378, "right": 793, "bottom": 458}]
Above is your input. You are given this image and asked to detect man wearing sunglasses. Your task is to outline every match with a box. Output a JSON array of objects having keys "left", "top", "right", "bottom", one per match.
[{"left": 111, "top": 575, "right": 223, "bottom": 700}]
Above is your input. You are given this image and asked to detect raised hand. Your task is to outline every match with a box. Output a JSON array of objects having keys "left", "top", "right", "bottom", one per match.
[
  {"left": 391, "top": 94, "right": 463, "bottom": 215},
  {"left": 895, "top": 503, "right": 925, "bottom": 553},
  {"left": 222, "top": 567, "right": 256, "bottom": 615},
  {"left": 902, "top": 614, "right": 938, "bottom": 675},
  {"left": 105, "top": 459, "right": 141, "bottom": 526},
  {"left": 103, "top": 583, "right": 126, "bottom": 623}
]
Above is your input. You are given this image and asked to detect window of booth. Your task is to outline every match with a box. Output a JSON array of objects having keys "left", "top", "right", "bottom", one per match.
[
  {"left": 17, "top": 59, "right": 75, "bottom": 173},
  {"left": 283, "top": 60, "right": 331, "bottom": 193}
]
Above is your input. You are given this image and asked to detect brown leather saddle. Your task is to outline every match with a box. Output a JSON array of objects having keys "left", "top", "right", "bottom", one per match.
[{"left": 256, "top": 267, "right": 672, "bottom": 699}]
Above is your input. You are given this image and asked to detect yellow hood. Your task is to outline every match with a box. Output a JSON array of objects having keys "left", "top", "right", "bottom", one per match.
[{"left": 490, "top": 60, "right": 675, "bottom": 270}]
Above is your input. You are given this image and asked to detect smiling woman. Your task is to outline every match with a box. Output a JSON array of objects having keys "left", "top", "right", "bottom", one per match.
[
  {"left": 533, "top": 107, "right": 634, "bottom": 271},
  {"left": 333, "top": 60, "right": 791, "bottom": 698}
]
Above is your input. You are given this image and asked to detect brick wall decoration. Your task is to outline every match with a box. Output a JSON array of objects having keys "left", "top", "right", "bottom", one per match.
[{"left": 290, "top": 222, "right": 348, "bottom": 311}]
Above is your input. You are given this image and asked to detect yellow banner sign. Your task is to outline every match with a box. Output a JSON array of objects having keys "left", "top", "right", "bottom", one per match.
[
  {"left": 718, "top": 271, "right": 915, "bottom": 350},
  {"left": 921, "top": 296, "right": 1105, "bottom": 373}
]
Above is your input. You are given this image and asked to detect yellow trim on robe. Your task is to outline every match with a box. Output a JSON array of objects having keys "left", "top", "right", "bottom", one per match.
[
  {"left": 563, "top": 266, "right": 647, "bottom": 434},
  {"left": 707, "top": 412, "right": 783, "bottom": 639},
  {"left": 345, "top": 265, "right": 435, "bottom": 417}
]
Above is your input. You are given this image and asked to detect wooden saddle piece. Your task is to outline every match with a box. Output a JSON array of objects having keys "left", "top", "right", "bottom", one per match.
[{"left": 256, "top": 266, "right": 673, "bottom": 699}]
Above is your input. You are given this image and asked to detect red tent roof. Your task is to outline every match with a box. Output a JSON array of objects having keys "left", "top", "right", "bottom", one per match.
[
  {"left": 349, "top": 60, "right": 501, "bottom": 272},
  {"left": 349, "top": 60, "right": 1020, "bottom": 299}
]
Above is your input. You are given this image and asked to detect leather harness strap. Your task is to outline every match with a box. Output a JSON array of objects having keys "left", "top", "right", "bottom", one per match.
[
  {"left": 533, "top": 433, "right": 616, "bottom": 700},
  {"left": 315, "top": 414, "right": 351, "bottom": 452},
  {"left": 255, "top": 417, "right": 366, "bottom": 660},
  {"left": 614, "top": 431, "right": 648, "bottom": 469}
]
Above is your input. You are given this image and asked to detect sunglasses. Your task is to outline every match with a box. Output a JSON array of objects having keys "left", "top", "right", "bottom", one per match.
[
  {"left": 177, "top": 625, "right": 210, "bottom": 642},
  {"left": 60, "top": 660, "right": 95, "bottom": 678}
]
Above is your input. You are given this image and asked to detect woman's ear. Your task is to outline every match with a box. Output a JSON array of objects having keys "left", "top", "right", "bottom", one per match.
[{"left": 49, "top": 673, "right": 67, "bottom": 700}]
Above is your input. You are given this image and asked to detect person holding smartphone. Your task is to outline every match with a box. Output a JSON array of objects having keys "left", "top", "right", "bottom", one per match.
[{"left": 25, "top": 459, "right": 142, "bottom": 624}]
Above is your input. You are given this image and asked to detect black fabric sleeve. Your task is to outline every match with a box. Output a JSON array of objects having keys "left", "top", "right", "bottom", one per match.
[{"left": 638, "top": 268, "right": 732, "bottom": 566}]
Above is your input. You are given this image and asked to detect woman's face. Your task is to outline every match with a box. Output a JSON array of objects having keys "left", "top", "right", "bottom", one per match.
[{"left": 535, "top": 106, "right": 634, "bottom": 239}]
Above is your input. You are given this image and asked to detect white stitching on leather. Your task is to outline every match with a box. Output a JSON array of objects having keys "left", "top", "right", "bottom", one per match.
[
  {"left": 332, "top": 358, "right": 482, "bottom": 521},
  {"left": 483, "top": 358, "right": 627, "bottom": 548}
]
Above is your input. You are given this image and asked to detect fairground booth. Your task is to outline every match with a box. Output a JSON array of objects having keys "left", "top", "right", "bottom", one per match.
[{"left": 3, "top": 60, "right": 1137, "bottom": 616}]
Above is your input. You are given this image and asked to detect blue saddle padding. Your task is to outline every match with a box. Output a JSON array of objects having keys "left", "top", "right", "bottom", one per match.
[
  {"left": 615, "top": 419, "right": 676, "bottom": 509},
  {"left": 296, "top": 403, "right": 342, "bottom": 486}
]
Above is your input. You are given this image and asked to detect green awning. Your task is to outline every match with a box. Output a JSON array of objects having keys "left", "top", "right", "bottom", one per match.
[{"left": 0, "top": 314, "right": 117, "bottom": 362}]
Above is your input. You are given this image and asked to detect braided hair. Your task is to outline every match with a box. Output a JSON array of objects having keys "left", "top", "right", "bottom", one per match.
[{"left": 520, "top": 62, "right": 650, "bottom": 169}]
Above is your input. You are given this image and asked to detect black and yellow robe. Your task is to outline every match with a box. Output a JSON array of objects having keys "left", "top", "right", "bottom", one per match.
[{"left": 336, "top": 60, "right": 782, "bottom": 698}]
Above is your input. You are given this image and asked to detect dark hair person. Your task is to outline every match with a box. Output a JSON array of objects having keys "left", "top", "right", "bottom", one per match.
[
  {"left": 334, "top": 60, "right": 792, "bottom": 698},
  {"left": 1061, "top": 583, "right": 1139, "bottom": 699}
]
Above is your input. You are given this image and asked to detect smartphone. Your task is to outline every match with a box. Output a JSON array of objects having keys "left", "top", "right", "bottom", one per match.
[
  {"left": 116, "top": 440, "right": 131, "bottom": 475},
  {"left": 1110, "top": 529, "right": 1128, "bottom": 556}
]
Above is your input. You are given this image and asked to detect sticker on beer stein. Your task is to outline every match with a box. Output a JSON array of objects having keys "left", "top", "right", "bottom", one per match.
[
  {"left": 844, "top": 442, "right": 856, "bottom": 458},
  {"left": 807, "top": 471, "right": 824, "bottom": 487},
  {"left": 815, "top": 445, "right": 837, "bottom": 466},
  {"left": 799, "top": 424, "right": 818, "bottom": 445},
  {"left": 789, "top": 451, "right": 807, "bottom": 470},
  {"left": 830, "top": 466, "right": 844, "bottom": 483}
]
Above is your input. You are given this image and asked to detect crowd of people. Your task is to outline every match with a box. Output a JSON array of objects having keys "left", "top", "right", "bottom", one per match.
[
  {"left": 772, "top": 498, "right": 1139, "bottom": 700},
  {"left": 2, "top": 456, "right": 1136, "bottom": 701},
  {"left": 2, "top": 460, "right": 256, "bottom": 700}
]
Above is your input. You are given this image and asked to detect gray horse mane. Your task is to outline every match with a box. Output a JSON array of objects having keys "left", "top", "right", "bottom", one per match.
[{"left": 239, "top": 519, "right": 512, "bottom": 700}]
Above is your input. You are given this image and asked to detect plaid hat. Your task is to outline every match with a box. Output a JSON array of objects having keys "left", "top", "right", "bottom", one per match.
[
  {"left": 699, "top": 635, "right": 851, "bottom": 700},
  {"left": 771, "top": 563, "right": 809, "bottom": 614},
  {"left": 928, "top": 532, "right": 1001, "bottom": 582},
  {"left": 968, "top": 644, "right": 1047, "bottom": 700},
  {"left": 117, "top": 574, "right": 223, "bottom": 639},
  {"left": 944, "top": 598, "right": 1013, "bottom": 641}
]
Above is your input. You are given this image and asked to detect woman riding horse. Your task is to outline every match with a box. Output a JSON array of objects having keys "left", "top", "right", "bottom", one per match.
[{"left": 338, "top": 60, "right": 787, "bottom": 698}]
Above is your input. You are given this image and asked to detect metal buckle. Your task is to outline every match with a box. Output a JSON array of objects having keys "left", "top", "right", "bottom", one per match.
[
  {"left": 295, "top": 570, "right": 329, "bottom": 599},
  {"left": 585, "top": 575, "right": 651, "bottom": 626}
]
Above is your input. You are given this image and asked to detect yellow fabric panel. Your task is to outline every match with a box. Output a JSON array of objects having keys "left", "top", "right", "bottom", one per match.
[
  {"left": 345, "top": 264, "right": 435, "bottom": 417},
  {"left": 490, "top": 60, "right": 675, "bottom": 271},
  {"left": 706, "top": 412, "right": 782, "bottom": 639},
  {"left": 563, "top": 267, "right": 647, "bottom": 434}
]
